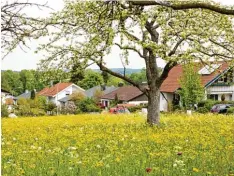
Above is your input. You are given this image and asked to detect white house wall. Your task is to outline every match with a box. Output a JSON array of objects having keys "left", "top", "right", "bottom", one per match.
[
  {"left": 160, "top": 93, "right": 173, "bottom": 112},
  {"left": 128, "top": 101, "right": 148, "bottom": 105},
  {"left": 54, "top": 85, "right": 84, "bottom": 106},
  {"left": 206, "top": 85, "right": 234, "bottom": 101},
  {"left": 1, "top": 92, "right": 7, "bottom": 104}
]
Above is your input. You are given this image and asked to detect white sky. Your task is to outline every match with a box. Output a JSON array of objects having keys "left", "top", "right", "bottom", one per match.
[{"left": 1, "top": 0, "right": 234, "bottom": 71}]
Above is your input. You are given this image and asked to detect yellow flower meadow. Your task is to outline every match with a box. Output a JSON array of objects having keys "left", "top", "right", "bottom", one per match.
[{"left": 2, "top": 113, "right": 234, "bottom": 175}]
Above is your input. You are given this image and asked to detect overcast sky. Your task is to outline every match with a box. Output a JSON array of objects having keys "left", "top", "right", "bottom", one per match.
[{"left": 1, "top": 0, "right": 234, "bottom": 71}]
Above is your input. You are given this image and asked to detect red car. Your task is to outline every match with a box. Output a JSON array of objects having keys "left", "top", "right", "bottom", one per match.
[{"left": 109, "top": 106, "right": 130, "bottom": 114}]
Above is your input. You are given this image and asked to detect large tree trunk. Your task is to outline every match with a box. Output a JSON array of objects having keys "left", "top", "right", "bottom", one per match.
[{"left": 147, "top": 87, "right": 160, "bottom": 125}]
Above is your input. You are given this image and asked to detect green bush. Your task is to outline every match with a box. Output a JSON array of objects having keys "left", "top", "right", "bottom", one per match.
[
  {"left": 46, "top": 102, "right": 57, "bottom": 112},
  {"left": 16, "top": 100, "right": 31, "bottom": 116},
  {"left": 224, "top": 101, "right": 234, "bottom": 105},
  {"left": 128, "top": 106, "right": 142, "bottom": 113},
  {"left": 198, "top": 100, "right": 234, "bottom": 114},
  {"left": 198, "top": 100, "right": 218, "bottom": 110},
  {"left": 76, "top": 98, "right": 101, "bottom": 113},
  {"left": 31, "top": 108, "right": 46, "bottom": 116},
  {"left": 16, "top": 97, "right": 47, "bottom": 116},
  {"left": 128, "top": 105, "right": 148, "bottom": 113},
  {"left": 227, "top": 107, "right": 234, "bottom": 114},
  {"left": 197, "top": 107, "right": 210, "bottom": 114},
  {"left": 172, "top": 105, "right": 182, "bottom": 112},
  {"left": 1, "top": 104, "right": 9, "bottom": 117}
]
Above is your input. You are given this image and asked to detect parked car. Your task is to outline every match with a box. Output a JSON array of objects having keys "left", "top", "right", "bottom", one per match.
[
  {"left": 210, "top": 104, "right": 233, "bottom": 114},
  {"left": 109, "top": 106, "right": 130, "bottom": 114}
]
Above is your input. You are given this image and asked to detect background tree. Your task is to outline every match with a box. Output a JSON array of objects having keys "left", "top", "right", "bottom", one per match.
[
  {"left": 128, "top": 68, "right": 147, "bottom": 84},
  {"left": 38, "top": 69, "right": 70, "bottom": 87},
  {"left": 70, "top": 60, "right": 85, "bottom": 85},
  {"left": 39, "top": 1, "right": 234, "bottom": 125},
  {"left": 178, "top": 63, "right": 205, "bottom": 110},
  {"left": 20, "top": 70, "right": 36, "bottom": 92},
  {"left": 78, "top": 70, "right": 104, "bottom": 89},
  {"left": 1, "top": 70, "right": 23, "bottom": 96},
  {"left": 106, "top": 75, "right": 125, "bottom": 87},
  {"left": 30, "top": 89, "right": 36, "bottom": 100}
]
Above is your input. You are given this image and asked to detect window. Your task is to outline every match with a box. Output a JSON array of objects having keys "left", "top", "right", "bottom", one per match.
[
  {"left": 218, "top": 77, "right": 224, "bottom": 83},
  {"left": 208, "top": 94, "right": 218, "bottom": 101},
  {"left": 65, "top": 90, "right": 70, "bottom": 96},
  {"left": 198, "top": 64, "right": 221, "bottom": 75}
]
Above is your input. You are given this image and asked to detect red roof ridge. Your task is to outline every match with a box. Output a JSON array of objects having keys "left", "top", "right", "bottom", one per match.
[{"left": 38, "top": 82, "right": 73, "bottom": 97}]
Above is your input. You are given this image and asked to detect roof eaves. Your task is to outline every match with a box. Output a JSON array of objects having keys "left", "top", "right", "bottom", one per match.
[
  {"left": 205, "top": 66, "right": 233, "bottom": 88},
  {"left": 127, "top": 92, "right": 145, "bottom": 101}
]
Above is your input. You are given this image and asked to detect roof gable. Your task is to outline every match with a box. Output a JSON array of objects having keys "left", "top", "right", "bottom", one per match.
[{"left": 38, "top": 83, "right": 74, "bottom": 97}]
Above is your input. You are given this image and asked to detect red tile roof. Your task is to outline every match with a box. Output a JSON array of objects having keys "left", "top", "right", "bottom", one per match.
[
  {"left": 101, "top": 86, "right": 144, "bottom": 101},
  {"left": 160, "top": 62, "right": 230, "bottom": 93},
  {"left": 38, "top": 82, "right": 73, "bottom": 97}
]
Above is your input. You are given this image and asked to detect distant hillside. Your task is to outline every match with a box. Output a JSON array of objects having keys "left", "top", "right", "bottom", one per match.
[
  {"left": 92, "top": 68, "right": 142, "bottom": 75},
  {"left": 1, "top": 68, "right": 142, "bottom": 74},
  {"left": 2, "top": 68, "right": 162, "bottom": 75}
]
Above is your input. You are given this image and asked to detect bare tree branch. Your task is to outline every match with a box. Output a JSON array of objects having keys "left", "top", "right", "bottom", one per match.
[{"left": 168, "top": 38, "right": 185, "bottom": 56}]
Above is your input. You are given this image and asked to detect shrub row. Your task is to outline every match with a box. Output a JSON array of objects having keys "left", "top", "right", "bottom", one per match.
[{"left": 128, "top": 104, "right": 148, "bottom": 113}]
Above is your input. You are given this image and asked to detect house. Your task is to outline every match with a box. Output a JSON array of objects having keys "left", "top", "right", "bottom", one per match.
[
  {"left": 101, "top": 62, "right": 233, "bottom": 112},
  {"left": 100, "top": 86, "right": 148, "bottom": 107},
  {"left": 15, "top": 90, "right": 33, "bottom": 101},
  {"left": 85, "top": 85, "right": 117, "bottom": 98},
  {"left": 1, "top": 89, "right": 16, "bottom": 112},
  {"left": 38, "top": 82, "right": 85, "bottom": 106},
  {"left": 160, "top": 62, "right": 233, "bottom": 111},
  {"left": 1, "top": 89, "right": 11, "bottom": 104}
]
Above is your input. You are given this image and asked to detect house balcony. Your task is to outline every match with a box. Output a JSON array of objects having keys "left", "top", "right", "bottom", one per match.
[{"left": 212, "top": 82, "right": 234, "bottom": 87}]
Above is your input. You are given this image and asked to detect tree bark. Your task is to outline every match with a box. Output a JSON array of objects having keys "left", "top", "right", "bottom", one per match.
[{"left": 147, "top": 86, "right": 160, "bottom": 125}]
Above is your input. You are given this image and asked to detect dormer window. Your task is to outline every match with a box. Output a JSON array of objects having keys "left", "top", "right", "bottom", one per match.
[{"left": 198, "top": 64, "right": 221, "bottom": 75}]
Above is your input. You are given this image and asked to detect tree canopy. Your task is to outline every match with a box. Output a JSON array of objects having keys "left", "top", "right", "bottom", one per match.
[
  {"left": 1, "top": 0, "right": 50, "bottom": 58},
  {"left": 38, "top": 1, "right": 234, "bottom": 124}
]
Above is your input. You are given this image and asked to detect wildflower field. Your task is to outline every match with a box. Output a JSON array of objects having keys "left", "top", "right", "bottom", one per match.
[{"left": 2, "top": 113, "right": 234, "bottom": 176}]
